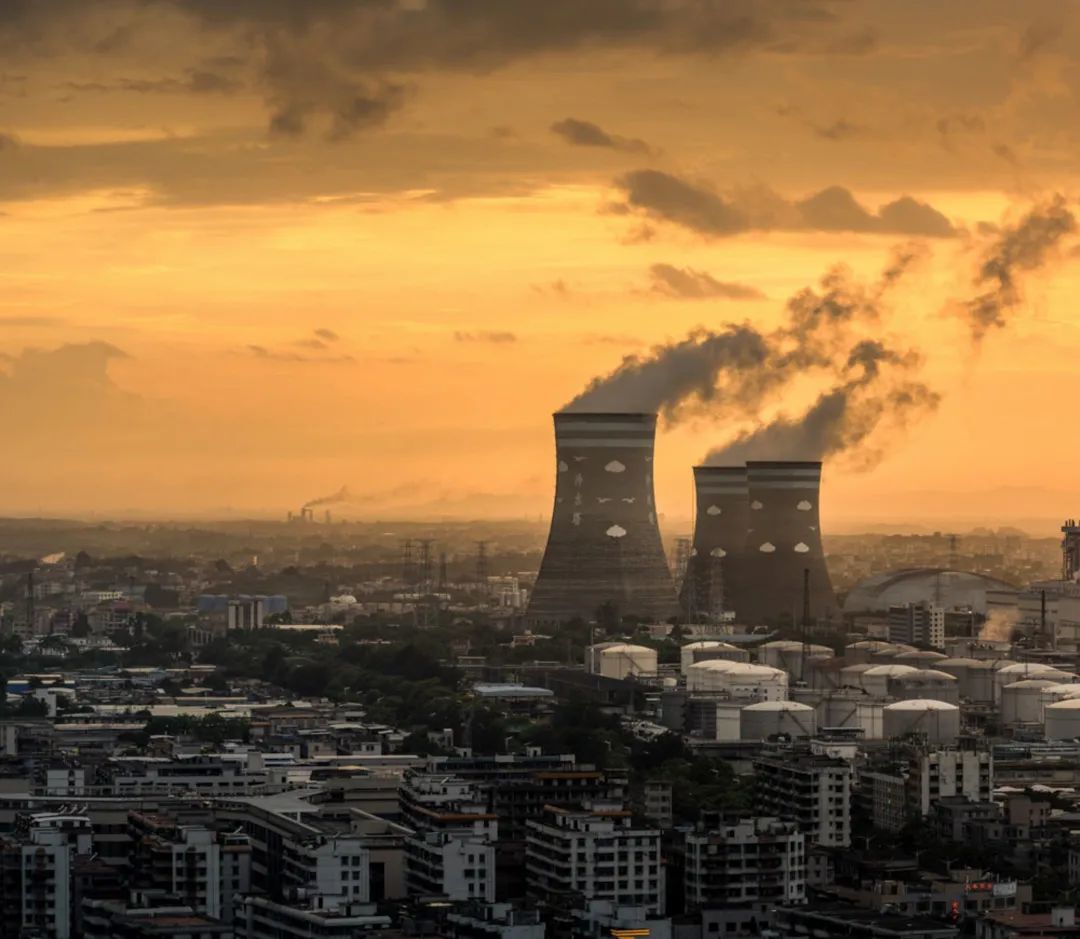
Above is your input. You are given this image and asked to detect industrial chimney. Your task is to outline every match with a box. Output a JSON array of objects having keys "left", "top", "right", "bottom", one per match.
[
  {"left": 680, "top": 465, "right": 749, "bottom": 622},
  {"left": 527, "top": 412, "right": 678, "bottom": 625},
  {"left": 742, "top": 460, "right": 835, "bottom": 625}
]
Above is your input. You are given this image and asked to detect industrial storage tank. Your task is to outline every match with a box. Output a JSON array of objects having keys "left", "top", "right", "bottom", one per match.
[
  {"left": 844, "top": 640, "right": 894, "bottom": 665},
  {"left": 887, "top": 669, "right": 960, "bottom": 705},
  {"left": 805, "top": 655, "right": 844, "bottom": 691},
  {"left": 595, "top": 643, "right": 658, "bottom": 680},
  {"left": 528, "top": 412, "right": 677, "bottom": 624},
  {"left": 1001, "top": 679, "right": 1063, "bottom": 726},
  {"left": 680, "top": 640, "right": 749, "bottom": 674},
  {"left": 817, "top": 693, "right": 884, "bottom": 739},
  {"left": 882, "top": 699, "right": 961, "bottom": 745},
  {"left": 935, "top": 658, "right": 978, "bottom": 698},
  {"left": 870, "top": 644, "right": 918, "bottom": 665},
  {"left": 994, "top": 663, "right": 1078, "bottom": 701},
  {"left": 758, "top": 640, "right": 834, "bottom": 675},
  {"left": 740, "top": 700, "right": 817, "bottom": 740},
  {"left": 1041, "top": 683, "right": 1080, "bottom": 712},
  {"left": 858, "top": 664, "right": 919, "bottom": 698},
  {"left": 893, "top": 650, "right": 949, "bottom": 666},
  {"left": 962, "top": 660, "right": 1004, "bottom": 703},
  {"left": 685, "top": 661, "right": 788, "bottom": 701},
  {"left": 838, "top": 663, "right": 876, "bottom": 688},
  {"left": 1044, "top": 698, "right": 1080, "bottom": 740}
]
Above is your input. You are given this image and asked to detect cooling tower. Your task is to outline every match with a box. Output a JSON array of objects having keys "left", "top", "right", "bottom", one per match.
[
  {"left": 680, "top": 465, "right": 749, "bottom": 620},
  {"left": 741, "top": 460, "right": 836, "bottom": 624},
  {"left": 527, "top": 412, "right": 678, "bottom": 624}
]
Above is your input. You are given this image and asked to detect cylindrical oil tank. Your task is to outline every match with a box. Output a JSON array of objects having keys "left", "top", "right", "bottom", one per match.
[
  {"left": 887, "top": 669, "right": 960, "bottom": 705},
  {"left": 839, "top": 663, "right": 876, "bottom": 688},
  {"left": 893, "top": 650, "right": 949, "bottom": 667},
  {"left": 1001, "top": 679, "right": 1063, "bottom": 726},
  {"left": 680, "top": 640, "right": 749, "bottom": 674},
  {"left": 597, "top": 643, "right": 658, "bottom": 680},
  {"left": 686, "top": 661, "right": 788, "bottom": 701},
  {"left": 1044, "top": 698, "right": 1080, "bottom": 740},
  {"left": 936, "top": 658, "right": 977, "bottom": 698},
  {"left": 1041, "top": 683, "right": 1080, "bottom": 713},
  {"left": 805, "top": 655, "right": 842, "bottom": 691},
  {"left": 858, "top": 664, "right": 919, "bottom": 698},
  {"left": 882, "top": 699, "right": 961, "bottom": 745},
  {"left": 963, "top": 660, "right": 1001, "bottom": 703},
  {"left": 844, "top": 641, "right": 897, "bottom": 665},
  {"left": 758, "top": 640, "right": 834, "bottom": 674},
  {"left": 586, "top": 641, "right": 623, "bottom": 672},
  {"left": 740, "top": 700, "right": 817, "bottom": 740},
  {"left": 994, "top": 663, "right": 1077, "bottom": 702},
  {"left": 818, "top": 693, "right": 884, "bottom": 739}
]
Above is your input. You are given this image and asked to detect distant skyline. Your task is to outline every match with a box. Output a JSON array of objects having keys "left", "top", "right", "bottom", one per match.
[{"left": 2, "top": 2, "right": 1080, "bottom": 530}]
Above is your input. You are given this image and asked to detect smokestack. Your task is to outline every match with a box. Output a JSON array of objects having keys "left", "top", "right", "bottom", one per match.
[
  {"left": 527, "top": 412, "right": 678, "bottom": 625},
  {"left": 742, "top": 461, "right": 835, "bottom": 625},
  {"left": 681, "top": 465, "right": 749, "bottom": 621}
]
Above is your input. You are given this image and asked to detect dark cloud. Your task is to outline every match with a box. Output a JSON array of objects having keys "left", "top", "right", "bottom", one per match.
[
  {"left": 64, "top": 70, "right": 243, "bottom": 96},
  {"left": 314, "top": 328, "right": 339, "bottom": 342},
  {"left": 0, "top": 131, "right": 18, "bottom": 151},
  {"left": 648, "top": 263, "right": 765, "bottom": 300},
  {"left": 811, "top": 118, "right": 865, "bottom": 141},
  {"left": 247, "top": 341, "right": 354, "bottom": 363},
  {"left": 616, "top": 170, "right": 955, "bottom": 238},
  {"left": 617, "top": 169, "right": 749, "bottom": 236},
  {"left": 550, "top": 118, "right": 652, "bottom": 155},
  {"left": 454, "top": 331, "right": 517, "bottom": 344},
  {"left": 0, "top": 315, "right": 65, "bottom": 327}
]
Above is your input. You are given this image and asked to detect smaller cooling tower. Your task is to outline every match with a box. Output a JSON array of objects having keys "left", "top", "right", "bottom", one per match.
[
  {"left": 742, "top": 461, "right": 836, "bottom": 625},
  {"left": 528, "top": 412, "right": 678, "bottom": 624},
  {"left": 681, "top": 466, "right": 749, "bottom": 621}
]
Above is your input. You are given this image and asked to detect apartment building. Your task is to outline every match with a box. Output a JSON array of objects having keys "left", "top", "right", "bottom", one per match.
[
  {"left": 526, "top": 800, "right": 663, "bottom": 916},
  {"left": 684, "top": 815, "right": 806, "bottom": 912},
  {"left": 754, "top": 750, "right": 853, "bottom": 848}
]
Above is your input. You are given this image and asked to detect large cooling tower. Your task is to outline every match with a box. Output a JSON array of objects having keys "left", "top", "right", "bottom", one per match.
[
  {"left": 742, "top": 460, "right": 836, "bottom": 624},
  {"left": 527, "top": 412, "right": 678, "bottom": 624},
  {"left": 680, "top": 465, "right": 749, "bottom": 620}
]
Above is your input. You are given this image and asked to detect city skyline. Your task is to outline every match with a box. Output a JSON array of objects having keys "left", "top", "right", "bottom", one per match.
[{"left": 2, "top": 1, "right": 1080, "bottom": 528}]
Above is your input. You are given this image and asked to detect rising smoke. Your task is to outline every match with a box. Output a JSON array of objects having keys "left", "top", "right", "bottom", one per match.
[
  {"left": 565, "top": 244, "right": 926, "bottom": 459},
  {"left": 965, "top": 195, "right": 1076, "bottom": 340},
  {"left": 565, "top": 197, "right": 1075, "bottom": 467},
  {"left": 303, "top": 485, "right": 351, "bottom": 510}
]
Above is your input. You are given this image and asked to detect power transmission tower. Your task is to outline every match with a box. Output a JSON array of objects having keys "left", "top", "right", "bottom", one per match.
[{"left": 474, "top": 541, "right": 489, "bottom": 599}]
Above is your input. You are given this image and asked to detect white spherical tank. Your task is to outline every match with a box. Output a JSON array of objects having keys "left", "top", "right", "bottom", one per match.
[
  {"left": 740, "top": 700, "right": 817, "bottom": 740},
  {"left": 844, "top": 640, "right": 896, "bottom": 665},
  {"left": 680, "top": 640, "right": 749, "bottom": 674},
  {"left": 839, "top": 663, "right": 875, "bottom": 688},
  {"left": 758, "top": 640, "right": 834, "bottom": 674},
  {"left": 597, "top": 643, "right": 658, "bottom": 680},
  {"left": 858, "top": 664, "right": 919, "bottom": 698},
  {"left": 882, "top": 699, "right": 961, "bottom": 745},
  {"left": 963, "top": 660, "right": 1001, "bottom": 704},
  {"left": 686, "top": 661, "right": 788, "bottom": 701},
  {"left": 935, "top": 658, "right": 977, "bottom": 698},
  {"left": 887, "top": 669, "right": 960, "bottom": 705},
  {"left": 1044, "top": 698, "right": 1080, "bottom": 740},
  {"left": 994, "top": 663, "right": 1077, "bottom": 702},
  {"left": 817, "top": 693, "right": 884, "bottom": 739},
  {"left": 893, "top": 650, "right": 949, "bottom": 666},
  {"left": 1001, "top": 679, "right": 1062, "bottom": 725}
]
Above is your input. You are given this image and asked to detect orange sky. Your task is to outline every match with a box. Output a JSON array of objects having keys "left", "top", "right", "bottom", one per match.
[{"left": 2, "top": 1, "right": 1080, "bottom": 533}]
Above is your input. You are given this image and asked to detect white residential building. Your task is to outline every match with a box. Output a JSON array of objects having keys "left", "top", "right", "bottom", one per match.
[
  {"left": 526, "top": 800, "right": 664, "bottom": 915},
  {"left": 684, "top": 815, "right": 806, "bottom": 911},
  {"left": 754, "top": 750, "right": 853, "bottom": 848}
]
